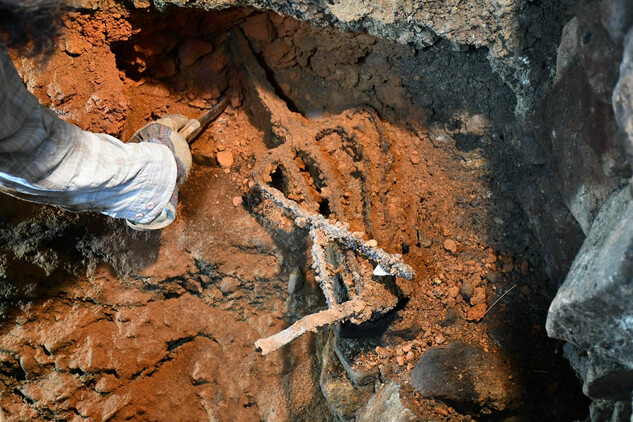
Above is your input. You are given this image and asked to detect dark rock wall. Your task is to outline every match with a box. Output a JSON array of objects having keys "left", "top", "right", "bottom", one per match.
[{"left": 546, "top": 2, "right": 633, "bottom": 419}]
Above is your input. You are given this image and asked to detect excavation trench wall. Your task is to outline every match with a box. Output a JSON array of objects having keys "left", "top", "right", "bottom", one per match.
[{"left": 0, "top": 0, "right": 631, "bottom": 420}]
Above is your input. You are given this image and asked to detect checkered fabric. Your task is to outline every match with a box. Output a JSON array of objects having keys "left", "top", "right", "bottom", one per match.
[{"left": 0, "top": 43, "right": 177, "bottom": 225}]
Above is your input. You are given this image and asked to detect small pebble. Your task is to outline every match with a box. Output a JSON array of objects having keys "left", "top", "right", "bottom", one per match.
[
  {"left": 287, "top": 268, "right": 304, "bottom": 295},
  {"left": 443, "top": 238, "right": 458, "bottom": 253},
  {"left": 396, "top": 356, "right": 406, "bottom": 366},
  {"left": 375, "top": 346, "right": 389, "bottom": 357},
  {"left": 364, "top": 239, "right": 378, "bottom": 248},
  {"left": 420, "top": 237, "right": 433, "bottom": 248},
  {"left": 232, "top": 196, "right": 243, "bottom": 207},
  {"left": 460, "top": 280, "right": 474, "bottom": 301},
  {"left": 435, "top": 407, "right": 449, "bottom": 416},
  {"left": 182, "top": 278, "right": 203, "bottom": 294},
  {"left": 447, "top": 286, "right": 460, "bottom": 298},
  {"left": 521, "top": 260, "right": 529, "bottom": 275},
  {"left": 220, "top": 277, "right": 239, "bottom": 294}
]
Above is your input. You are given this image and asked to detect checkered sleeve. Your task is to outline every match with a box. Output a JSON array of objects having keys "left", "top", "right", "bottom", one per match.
[{"left": 0, "top": 43, "right": 178, "bottom": 224}]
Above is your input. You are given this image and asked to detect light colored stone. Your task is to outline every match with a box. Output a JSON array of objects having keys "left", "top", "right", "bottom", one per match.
[
  {"left": 443, "top": 238, "right": 457, "bottom": 254},
  {"left": 287, "top": 268, "right": 303, "bottom": 294},
  {"left": 220, "top": 277, "right": 239, "bottom": 294},
  {"left": 216, "top": 150, "right": 234, "bottom": 169},
  {"left": 358, "top": 382, "right": 417, "bottom": 422}
]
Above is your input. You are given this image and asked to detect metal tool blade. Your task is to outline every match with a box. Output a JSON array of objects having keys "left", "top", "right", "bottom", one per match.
[{"left": 180, "top": 96, "right": 230, "bottom": 143}]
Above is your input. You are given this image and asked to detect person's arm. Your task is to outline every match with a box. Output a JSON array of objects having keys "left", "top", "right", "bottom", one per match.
[{"left": 0, "top": 43, "right": 187, "bottom": 228}]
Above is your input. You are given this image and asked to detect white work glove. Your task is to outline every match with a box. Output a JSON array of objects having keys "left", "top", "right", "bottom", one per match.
[{"left": 126, "top": 114, "right": 192, "bottom": 230}]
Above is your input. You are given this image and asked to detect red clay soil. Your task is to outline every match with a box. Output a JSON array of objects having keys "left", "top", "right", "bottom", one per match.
[{"left": 0, "top": 4, "right": 586, "bottom": 421}]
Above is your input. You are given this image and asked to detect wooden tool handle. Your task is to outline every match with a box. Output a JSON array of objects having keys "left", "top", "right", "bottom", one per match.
[{"left": 178, "top": 119, "right": 201, "bottom": 142}]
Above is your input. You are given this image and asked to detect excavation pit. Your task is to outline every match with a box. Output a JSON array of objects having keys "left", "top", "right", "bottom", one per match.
[{"left": 0, "top": 3, "right": 592, "bottom": 421}]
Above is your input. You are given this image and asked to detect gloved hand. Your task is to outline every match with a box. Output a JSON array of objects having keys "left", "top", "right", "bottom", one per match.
[{"left": 126, "top": 114, "right": 193, "bottom": 230}]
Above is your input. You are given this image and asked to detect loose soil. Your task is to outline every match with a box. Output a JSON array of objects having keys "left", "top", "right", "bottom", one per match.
[{"left": 0, "top": 4, "right": 587, "bottom": 421}]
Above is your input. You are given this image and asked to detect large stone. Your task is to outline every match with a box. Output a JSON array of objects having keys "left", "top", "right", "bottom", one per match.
[
  {"left": 320, "top": 334, "right": 374, "bottom": 421},
  {"left": 547, "top": 186, "right": 633, "bottom": 369},
  {"left": 357, "top": 382, "right": 417, "bottom": 422},
  {"left": 410, "top": 342, "right": 522, "bottom": 415},
  {"left": 546, "top": 186, "right": 633, "bottom": 419},
  {"left": 589, "top": 397, "right": 632, "bottom": 422},
  {"left": 563, "top": 344, "right": 633, "bottom": 401},
  {"left": 614, "top": 27, "right": 633, "bottom": 164},
  {"left": 600, "top": 0, "right": 633, "bottom": 44},
  {"left": 539, "top": 4, "right": 627, "bottom": 234}
]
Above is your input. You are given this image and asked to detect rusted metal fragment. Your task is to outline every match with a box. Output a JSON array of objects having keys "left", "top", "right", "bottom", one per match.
[
  {"left": 231, "top": 26, "right": 415, "bottom": 354},
  {"left": 255, "top": 299, "right": 366, "bottom": 355}
]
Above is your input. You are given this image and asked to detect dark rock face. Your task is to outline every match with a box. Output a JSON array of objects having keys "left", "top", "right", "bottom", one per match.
[
  {"left": 614, "top": 27, "right": 633, "bottom": 170},
  {"left": 411, "top": 342, "right": 522, "bottom": 415},
  {"left": 547, "top": 187, "right": 633, "bottom": 418},
  {"left": 539, "top": 4, "right": 627, "bottom": 235},
  {"left": 534, "top": 2, "right": 633, "bottom": 419}
]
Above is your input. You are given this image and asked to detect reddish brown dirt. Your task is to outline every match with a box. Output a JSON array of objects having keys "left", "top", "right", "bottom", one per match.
[{"left": 0, "top": 4, "right": 586, "bottom": 421}]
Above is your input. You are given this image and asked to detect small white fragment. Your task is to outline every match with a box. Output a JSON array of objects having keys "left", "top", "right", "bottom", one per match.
[{"left": 373, "top": 265, "right": 393, "bottom": 276}]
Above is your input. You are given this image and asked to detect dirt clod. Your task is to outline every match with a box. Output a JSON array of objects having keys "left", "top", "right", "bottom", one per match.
[
  {"left": 443, "top": 238, "right": 458, "bottom": 254},
  {"left": 216, "top": 150, "right": 234, "bottom": 168}
]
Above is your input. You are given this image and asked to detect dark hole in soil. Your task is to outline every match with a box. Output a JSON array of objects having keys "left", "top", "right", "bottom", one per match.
[{"left": 268, "top": 166, "right": 290, "bottom": 196}]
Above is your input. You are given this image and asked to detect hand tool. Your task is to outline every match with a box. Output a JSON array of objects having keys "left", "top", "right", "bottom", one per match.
[{"left": 178, "top": 96, "right": 230, "bottom": 143}]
